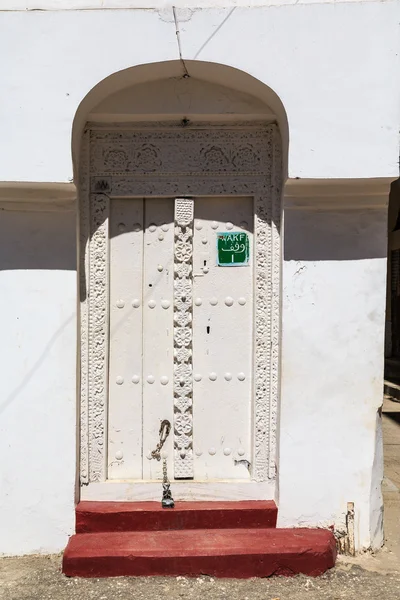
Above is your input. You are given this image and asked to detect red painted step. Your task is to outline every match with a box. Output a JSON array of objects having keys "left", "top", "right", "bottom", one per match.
[
  {"left": 63, "top": 528, "right": 336, "bottom": 578},
  {"left": 76, "top": 501, "right": 277, "bottom": 533}
]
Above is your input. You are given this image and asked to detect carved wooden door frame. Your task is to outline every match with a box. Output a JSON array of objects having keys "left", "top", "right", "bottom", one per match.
[{"left": 79, "top": 122, "right": 282, "bottom": 501}]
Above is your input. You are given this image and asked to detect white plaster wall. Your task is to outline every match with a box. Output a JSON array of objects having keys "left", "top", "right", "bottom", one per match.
[
  {"left": 0, "top": 0, "right": 395, "bottom": 9},
  {"left": 279, "top": 204, "right": 387, "bottom": 550},
  {"left": 0, "top": 2, "right": 399, "bottom": 182},
  {"left": 0, "top": 209, "right": 77, "bottom": 556}
]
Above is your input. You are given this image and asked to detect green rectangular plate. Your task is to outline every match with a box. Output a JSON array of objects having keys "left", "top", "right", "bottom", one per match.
[{"left": 217, "top": 232, "right": 250, "bottom": 266}]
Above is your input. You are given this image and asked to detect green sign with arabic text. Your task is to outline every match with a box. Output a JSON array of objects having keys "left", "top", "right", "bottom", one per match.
[{"left": 217, "top": 232, "right": 250, "bottom": 266}]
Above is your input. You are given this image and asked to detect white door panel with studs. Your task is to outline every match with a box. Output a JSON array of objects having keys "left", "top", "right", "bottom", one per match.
[
  {"left": 192, "top": 197, "right": 253, "bottom": 480},
  {"left": 108, "top": 199, "right": 144, "bottom": 480},
  {"left": 142, "top": 199, "right": 175, "bottom": 481},
  {"left": 107, "top": 196, "right": 254, "bottom": 483}
]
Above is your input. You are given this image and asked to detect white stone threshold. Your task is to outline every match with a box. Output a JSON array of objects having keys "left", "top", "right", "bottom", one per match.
[{"left": 81, "top": 480, "right": 275, "bottom": 502}]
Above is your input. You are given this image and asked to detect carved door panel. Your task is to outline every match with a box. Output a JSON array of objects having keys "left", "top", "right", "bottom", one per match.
[{"left": 192, "top": 197, "right": 254, "bottom": 480}]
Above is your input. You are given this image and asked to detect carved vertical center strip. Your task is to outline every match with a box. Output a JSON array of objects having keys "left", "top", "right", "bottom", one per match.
[{"left": 173, "top": 197, "right": 194, "bottom": 479}]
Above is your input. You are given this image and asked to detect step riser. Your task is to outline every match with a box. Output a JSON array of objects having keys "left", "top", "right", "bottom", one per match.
[
  {"left": 76, "top": 510, "right": 276, "bottom": 533},
  {"left": 76, "top": 501, "right": 277, "bottom": 533},
  {"left": 77, "top": 511, "right": 277, "bottom": 533},
  {"left": 63, "top": 553, "right": 335, "bottom": 579},
  {"left": 63, "top": 528, "right": 337, "bottom": 579}
]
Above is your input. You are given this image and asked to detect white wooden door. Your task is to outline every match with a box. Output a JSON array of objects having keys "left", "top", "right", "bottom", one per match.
[{"left": 107, "top": 197, "right": 253, "bottom": 483}]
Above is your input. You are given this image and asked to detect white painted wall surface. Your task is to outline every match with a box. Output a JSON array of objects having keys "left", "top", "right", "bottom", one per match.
[
  {"left": 0, "top": 2, "right": 399, "bottom": 181},
  {"left": 0, "top": 0, "right": 395, "bottom": 9},
  {"left": 279, "top": 200, "right": 387, "bottom": 550},
  {"left": 0, "top": 209, "right": 76, "bottom": 556}
]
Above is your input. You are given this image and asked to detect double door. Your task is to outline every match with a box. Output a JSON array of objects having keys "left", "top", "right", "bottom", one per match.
[{"left": 107, "top": 196, "right": 254, "bottom": 483}]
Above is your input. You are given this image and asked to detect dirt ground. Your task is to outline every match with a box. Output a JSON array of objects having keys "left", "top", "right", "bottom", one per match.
[
  {"left": 2, "top": 557, "right": 400, "bottom": 600},
  {"left": 1, "top": 397, "right": 399, "bottom": 600}
]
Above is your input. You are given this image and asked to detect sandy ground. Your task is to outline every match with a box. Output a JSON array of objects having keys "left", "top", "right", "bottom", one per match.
[
  {"left": 2, "top": 557, "right": 400, "bottom": 600},
  {"left": 1, "top": 397, "right": 399, "bottom": 600}
]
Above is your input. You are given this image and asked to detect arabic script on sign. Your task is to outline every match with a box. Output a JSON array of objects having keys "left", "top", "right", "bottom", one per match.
[{"left": 217, "top": 232, "right": 250, "bottom": 266}]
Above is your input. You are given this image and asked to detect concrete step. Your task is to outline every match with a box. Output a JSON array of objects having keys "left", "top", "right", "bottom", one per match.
[
  {"left": 76, "top": 501, "right": 278, "bottom": 533},
  {"left": 62, "top": 528, "right": 337, "bottom": 578},
  {"left": 384, "top": 379, "right": 400, "bottom": 402}
]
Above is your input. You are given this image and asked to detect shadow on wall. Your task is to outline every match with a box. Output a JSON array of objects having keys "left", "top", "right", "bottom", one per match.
[
  {"left": 0, "top": 313, "right": 74, "bottom": 417},
  {"left": 0, "top": 209, "right": 76, "bottom": 415},
  {"left": 0, "top": 209, "right": 76, "bottom": 271},
  {"left": 284, "top": 207, "right": 388, "bottom": 261}
]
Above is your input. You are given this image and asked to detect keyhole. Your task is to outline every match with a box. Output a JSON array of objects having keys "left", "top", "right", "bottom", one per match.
[
  {"left": 149, "top": 284, "right": 152, "bottom": 288},
  {"left": 207, "top": 326, "right": 210, "bottom": 334},
  {"left": 204, "top": 260, "right": 207, "bottom": 266}
]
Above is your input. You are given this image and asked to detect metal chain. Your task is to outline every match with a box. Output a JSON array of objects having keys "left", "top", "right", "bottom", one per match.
[
  {"left": 162, "top": 457, "right": 169, "bottom": 485},
  {"left": 151, "top": 419, "right": 171, "bottom": 462},
  {"left": 150, "top": 419, "right": 175, "bottom": 508}
]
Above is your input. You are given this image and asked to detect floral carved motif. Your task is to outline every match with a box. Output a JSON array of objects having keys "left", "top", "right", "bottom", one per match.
[
  {"left": 104, "top": 149, "right": 129, "bottom": 171},
  {"left": 201, "top": 146, "right": 230, "bottom": 170},
  {"left": 133, "top": 144, "right": 162, "bottom": 171},
  {"left": 232, "top": 145, "right": 259, "bottom": 170}
]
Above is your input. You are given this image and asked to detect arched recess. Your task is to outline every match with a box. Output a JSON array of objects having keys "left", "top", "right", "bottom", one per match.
[
  {"left": 72, "top": 60, "right": 288, "bottom": 180},
  {"left": 75, "top": 60, "right": 287, "bottom": 501}
]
